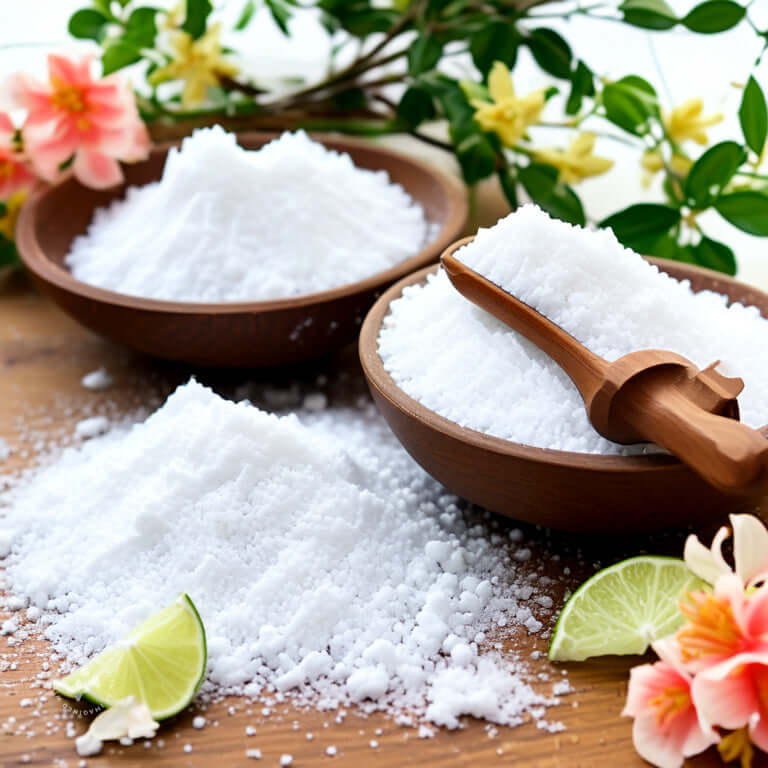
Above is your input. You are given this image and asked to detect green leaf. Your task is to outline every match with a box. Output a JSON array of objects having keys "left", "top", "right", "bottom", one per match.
[
  {"left": 453, "top": 129, "right": 497, "bottom": 184},
  {"left": 101, "top": 40, "right": 142, "bottom": 75},
  {"left": 566, "top": 60, "right": 594, "bottom": 115},
  {"left": 519, "top": 163, "right": 585, "bottom": 226},
  {"left": 469, "top": 21, "right": 519, "bottom": 77},
  {"left": 316, "top": 1, "right": 397, "bottom": 36},
  {"left": 333, "top": 87, "right": 366, "bottom": 111},
  {"left": 235, "top": 0, "right": 256, "bottom": 30},
  {"left": 182, "top": 0, "right": 213, "bottom": 39},
  {"left": 498, "top": 167, "right": 518, "bottom": 210},
  {"left": 602, "top": 75, "right": 658, "bottom": 135},
  {"left": 715, "top": 191, "right": 768, "bottom": 235},
  {"left": 397, "top": 86, "right": 436, "bottom": 128},
  {"left": 123, "top": 7, "right": 158, "bottom": 48},
  {"left": 619, "top": 0, "right": 677, "bottom": 30},
  {"left": 740, "top": 76, "right": 767, "bottom": 157},
  {"left": 68, "top": 8, "right": 109, "bottom": 41},
  {"left": 599, "top": 203, "right": 681, "bottom": 251},
  {"left": 408, "top": 35, "right": 442, "bottom": 77},
  {"left": 682, "top": 0, "right": 745, "bottom": 33},
  {"left": 525, "top": 28, "right": 572, "bottom": 80},
  {"left": 684, "top": 141, "right": 747, "bottom": 207},
  {"left": 266, "top": 0, "right": 294, "bottom": 35},
  {"left": 693, "top": 236, "right": 736, "bottom": 275},
  {"left": 0, "top": 233, "right": 19, "bottom": 269},
  {"left": 644, "top": 233, "right": 695, "bottom": 263}
]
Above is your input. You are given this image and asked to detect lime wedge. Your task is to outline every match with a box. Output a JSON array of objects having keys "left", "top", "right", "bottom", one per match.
[
  {"left": 54, "top": 594, "right": 206, "bottom": 719},
  {"left": 548, "top": 556, "right": 706, "bottom": 662}
]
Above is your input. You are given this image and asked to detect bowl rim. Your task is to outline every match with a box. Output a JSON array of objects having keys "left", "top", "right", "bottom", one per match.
[
  {"left": 359, "top": 252, "right": 768, "bottom": 474},
  {"left": 16, "top": 131, "right": 468, "bottom": 315}
]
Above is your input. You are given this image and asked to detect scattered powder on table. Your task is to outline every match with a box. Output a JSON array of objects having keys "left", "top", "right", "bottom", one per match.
[
  {"left": 66, "top": 127, "right": 429, "bottom": 303},
  {"left": 0, "top": 381, "right": 563, "bottom": 730},
  {"left": 0, "top": 438, "right": 9, "bottom": 462},
  {"left": 378, "top": 204, "right": 768, "bottom": 455},
  {"left": 81, "top": 369, "right": 113, "bottom": 392}
]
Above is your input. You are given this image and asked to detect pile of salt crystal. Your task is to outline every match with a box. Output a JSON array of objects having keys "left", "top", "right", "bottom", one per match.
[
  {"left": 0, "top": 380, "right": 564, "bottom": 730},
  {"left": 378, "top": 204, "right": 768, "bottom": 455},
  {"left": 66, "top": 127, "right": 429, "bottom": 303}
]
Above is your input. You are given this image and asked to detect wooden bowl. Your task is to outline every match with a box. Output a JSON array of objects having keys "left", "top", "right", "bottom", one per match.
[
  {"left": 359, "top": 257, "right": 768, "bottom": 533},
  {"left": 16, "top": 133, "right": 467, "bottom": 368}
]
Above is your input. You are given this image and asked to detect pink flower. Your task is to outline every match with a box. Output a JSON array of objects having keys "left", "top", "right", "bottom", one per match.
[
  {"left": 684, "top": 576, "right": 768, "bottom": 752},
  {"left": 0, "top": 112, "right": 35, "bottom": 198},
  {"left": 623, "top": 637, "right": 717, "bottom": 768},
  {"left": 5, "top": 54, "right": 149, "bottom": 189}
]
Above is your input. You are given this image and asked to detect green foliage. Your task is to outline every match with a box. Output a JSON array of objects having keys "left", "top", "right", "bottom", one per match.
[
  {"left": 102, "top": 40, "right": 142, "bottom": 75},
  {"left": 408, "top": 35, "right": 442, "bottom": 77},
  {"left": 518, "top": 163, "right": 585, "bottom": 226},
  {"left": 739, "top": 76, "right": 767, "bottom": 156},
  {"left": 599, "top": 204, "right": 681, "bottom": 251},
  {"left": 265, "top": 0, "right": 297, "bottom": 35},
  {"left": 470, "top": 21, "right": 520, "bottom": 76},
  {"left": 619, "top": 0, "right": 677, "bottom": 31},
  {"left": 182, "top": 0, "right": 213, "bottom": 39},
  {"left": 693, "top": 236, "right": 736, "bottom": 275},
  {"left": 715, "top": 191, "right": 768, "bottom": 236},
  {"left": 397, "top": 86, "right": 436, "bottom": 128},
  {"left": 234, "top": 0, "right": 256, "bottom": 30},
  {"left": 68, "top": 8, "right": 109, "bottom": 41},
  {"left": 123, "top": 7, "right": 158, "bottom": 47},
  {"left": 0, "top": 234, "right": 19, "bottom": 269},
  {"left": 684, "top": 141, "right": 746, "bottom": 208},
  {"left": 682, "top": 0, "right": 746, "bottom": 33},
  {"left": 525, "top": 28, "right": 572, "bottom": 79},
  {"left": 566, "top": 60, "right": 595, "bottom": 115},
  {"left": 602, "top": 76, "right": 658, "bottom": 135}
]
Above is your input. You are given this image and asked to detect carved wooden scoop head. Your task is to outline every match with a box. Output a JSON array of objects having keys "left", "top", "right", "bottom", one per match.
[{"left": 441, "top": 239, "right": 768, "bottom": 494}]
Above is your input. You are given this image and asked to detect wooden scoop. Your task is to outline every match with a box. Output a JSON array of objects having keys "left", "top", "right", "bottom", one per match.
[{"left": 441, "top": 241, "right": 768, "bottom": 494}]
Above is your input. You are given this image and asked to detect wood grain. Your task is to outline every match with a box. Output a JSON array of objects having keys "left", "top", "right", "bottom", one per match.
[{"left": 0, "top": 272, "right": 761, "bottom": 767}]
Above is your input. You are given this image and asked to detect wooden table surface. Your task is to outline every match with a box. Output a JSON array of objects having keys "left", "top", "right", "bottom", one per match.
[{"left": 0, "top": 272, "right": 761, "bottom": 767}]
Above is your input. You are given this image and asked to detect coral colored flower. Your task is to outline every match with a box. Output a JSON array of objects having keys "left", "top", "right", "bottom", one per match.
[
  {"left": 718, "top": 727, "right": 755, "bottom": 768},
  {"left": 149, "top": 24, "right": 239, "bottom": 107},
  {"left": 0, "top": 190, "right": 27, "bottom": 242},
  {"left": 470, "top": 61, "right": 545, "bottom": 148},
  {"left": 623, "top": 637, "right": 717, "bottom": 768},
  {"left": 664, "top": 99, "right": 723, "bottom": 146},
  {"left": 685, "top": 578, "right": 768, "bottom": 751},
  {"left": 685, "top": 514, "right": 768, "bottom": 588},
  {"left": 0, "top": 113, "right": 35, "bottom": 198},
  {"left": 532, "top": 132, "right": 613, "bottom": 184},
  {"left": 5, "top": 54, "right": 149, "bottom": 189}
]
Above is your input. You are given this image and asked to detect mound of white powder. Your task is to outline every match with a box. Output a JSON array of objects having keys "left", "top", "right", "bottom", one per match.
[
  {"left": 378, "top": 204, "right": 768, "bottom": 454},
  {"left": 66, "top": 127, "right": 429, "bottom": 303},
  {"left": 0, "top": 381, "right": 562, "bottom": 729}
]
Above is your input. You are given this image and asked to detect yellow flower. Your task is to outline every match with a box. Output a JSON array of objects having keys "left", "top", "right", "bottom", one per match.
[
  {"left": 0, "top": 190, "right": 27, "bottom": 241},
  {"left": 149, "top": 23, "right": 239, "bottom": 107},
  {"left": 669, "top": 153, "right": 692, "bottom": 177},
  {"left": 532, "top": 132, "right": 613, "bottom": 184},
  {"left": 664, "top": 99, "right": 723, "bottom": 145},
  {"left": 470, "top": 61, "right": 545, "bottom": 148},
  {"left": 718, "top": 727, "right": 754, "bottom": 768},
  {"left": 641, "top": 148, "right": 664, "bottom": 174}
]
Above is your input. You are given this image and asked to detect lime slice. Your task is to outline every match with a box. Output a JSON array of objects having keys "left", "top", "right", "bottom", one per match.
[
  {"left": 54, "top": 593, "right": 206, "bottom": 719},
  {"left": 548, "top": 556, "right": 706, "bottom": 662}
]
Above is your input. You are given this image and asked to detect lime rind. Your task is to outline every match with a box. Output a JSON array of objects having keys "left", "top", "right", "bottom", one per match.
[
  {"left": 54, "top": 593, "right": 206, "bottom": 720},
  {"left": 548, "top": 555, "right": 707, "bottom": 663}
]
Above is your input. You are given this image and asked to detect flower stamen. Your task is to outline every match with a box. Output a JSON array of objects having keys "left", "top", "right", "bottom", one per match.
[
  {"left": 648, "top": 684, "right": 690, "bottom": 729},
  {"left": 677, "top": 591, "right": 742, "bottom": 662}
]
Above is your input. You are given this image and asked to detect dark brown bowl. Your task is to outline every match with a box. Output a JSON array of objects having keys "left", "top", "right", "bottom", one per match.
[
  {"left": 359, "top": 256, "right": 768, "bottom": 533},
  {"left": 16, "top": 133, "right": 467, "bottom": 368}
]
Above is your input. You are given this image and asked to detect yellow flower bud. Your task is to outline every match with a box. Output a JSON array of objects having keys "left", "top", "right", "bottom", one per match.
[{"left": 532, "top": 132, "right": 614, "bottom": 184}]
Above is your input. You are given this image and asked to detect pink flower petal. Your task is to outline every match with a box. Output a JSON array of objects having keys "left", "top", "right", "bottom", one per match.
[
  {"left": 48, "top": 54, "right": 85, "bottom": 86},
  {"left": 72, "top": 149, "right": 123, "bottom": 189}
]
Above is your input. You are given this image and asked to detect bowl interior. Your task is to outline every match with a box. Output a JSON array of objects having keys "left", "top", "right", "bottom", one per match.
[{"left": 29, "top": 133, "right": 463, "bottom": 305}]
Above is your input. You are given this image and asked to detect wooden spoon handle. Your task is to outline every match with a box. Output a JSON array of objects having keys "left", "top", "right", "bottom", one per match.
[
  {"left": 441, "top": 253, "right": 608, "bottom": 403},
  {"left": 620, "top": 382, "right": 768, "bottom": 493}
]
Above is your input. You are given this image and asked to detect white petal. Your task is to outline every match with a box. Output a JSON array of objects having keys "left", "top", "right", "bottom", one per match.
[
  {"left": 683, "top": 530, "right": 730, "bottom": 585},
  {"left": 730, "top": 514, "right": 768, "bottom": 586}
]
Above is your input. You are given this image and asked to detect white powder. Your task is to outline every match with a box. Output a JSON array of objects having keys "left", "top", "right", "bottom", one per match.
[
  {"left": 81, "top": 369, "right": 113, "bottom": 392},
  {"left": 0, "top": 438, "right": 9, "bottom": 462},
  {"left": 66, "top": 127, "right": 429, "bottom": 303},
  {"left": 378, "top": 204, "right": 768, "bottom": 454},
  {"left": 1, "top": 381, "right": 557, "bottom": 729},
  {"left": 74, "top": 416, "right": 110, "bottom": 440}
]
